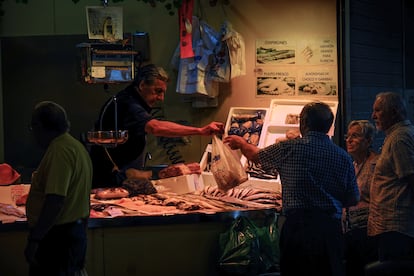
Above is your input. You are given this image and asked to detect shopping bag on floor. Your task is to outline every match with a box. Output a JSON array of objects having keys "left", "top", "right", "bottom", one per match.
[
  {"left": 218, "top": 216, "right": 262, "bottom": 275},
  {"left": 218, "top": 215, "right": 280, "bottom": 275},
  {"left": 210, "top": 135, "right": 248, "bottom": 192}
]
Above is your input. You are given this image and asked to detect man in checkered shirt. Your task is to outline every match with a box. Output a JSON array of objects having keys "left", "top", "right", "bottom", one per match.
[{"left": 225, "top": 101, "right": 359, "bottom": 276}]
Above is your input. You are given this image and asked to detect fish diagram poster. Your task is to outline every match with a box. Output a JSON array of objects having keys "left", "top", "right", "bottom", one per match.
[
  {"left": 256, "top": 38, "right": 338, "bottom": 97},
  {"left": 256, "top": 67, "right": 296, "bottom": 96},
  {"left": 256, "top": 40, "right": 296, "bottom": 65}
]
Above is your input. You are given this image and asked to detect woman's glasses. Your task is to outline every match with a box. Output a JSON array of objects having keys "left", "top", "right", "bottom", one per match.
[{"left": 344, "top": 133, "right": 364, "bottom": 140}]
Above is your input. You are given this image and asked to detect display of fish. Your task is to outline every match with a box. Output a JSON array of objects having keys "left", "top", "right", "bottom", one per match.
[
  {"left": 200, "top": 185, "right": 282, "bottom": 212},
  {"left": 0, "top": 203, "right": 26, "bottom": 218},
  {"left": 88, "top": 183, "right": 283, "bottom": 218}
]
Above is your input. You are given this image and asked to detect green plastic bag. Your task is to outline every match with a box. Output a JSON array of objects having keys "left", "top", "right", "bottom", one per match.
[
  {"left": 218, "top": 215, "right": 280, "bottom": 275},
  {"left": 260, "top": 214, "right": 280, "bottom": 272}
]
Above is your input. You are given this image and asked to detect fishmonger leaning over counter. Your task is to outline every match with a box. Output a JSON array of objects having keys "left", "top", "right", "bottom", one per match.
[
  {"left": 89, "top": 64, "right": 224, "bottom": 188},
  {"left": 225, "top": 101, "right": 360, "bottom": 276}
]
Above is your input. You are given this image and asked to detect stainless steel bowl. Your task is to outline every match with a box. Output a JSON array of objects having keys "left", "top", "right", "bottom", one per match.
[{"left": 87, "top": 130, "right": 128, "bottom": 147}]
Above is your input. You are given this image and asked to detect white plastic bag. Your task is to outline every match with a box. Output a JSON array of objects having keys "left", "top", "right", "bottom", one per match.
[{"left": 210, "top": 135, "right": 248, "bottom": 192}]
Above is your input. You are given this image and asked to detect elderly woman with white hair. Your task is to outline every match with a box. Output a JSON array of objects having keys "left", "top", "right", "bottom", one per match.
[{"left": 343, "top": 119, "right": 379, "bottom": 276}]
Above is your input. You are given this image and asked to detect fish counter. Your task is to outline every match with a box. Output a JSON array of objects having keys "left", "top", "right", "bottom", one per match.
[{"left": 0, "top": 176, "right": 282, "bottom": 276}]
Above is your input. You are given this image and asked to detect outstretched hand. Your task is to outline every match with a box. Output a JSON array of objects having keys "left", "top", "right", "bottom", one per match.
[
  {"left": 223, "top": 135, "right": 248, "bottom": 150},
  {"left": 201, "top": 122, "right": 224, "bottom": 136},
  {"left": 224, "top": 135, "right": 260, "bottom": 162}
]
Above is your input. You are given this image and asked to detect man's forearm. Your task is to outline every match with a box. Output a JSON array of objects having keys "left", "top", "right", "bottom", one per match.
[
  {"left": 28, "top": 194, "right": 65, "bottom": 241},
  {"left": 146, "top": 120, "right": 201, "bottom": 137},
  {"left": 240, "top": 143, "right": 260, "bottom": 163}
]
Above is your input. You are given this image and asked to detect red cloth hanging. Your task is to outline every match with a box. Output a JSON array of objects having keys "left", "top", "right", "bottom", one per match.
[{"left": 178, "top": 0, "right": 195, "bottom": 58}]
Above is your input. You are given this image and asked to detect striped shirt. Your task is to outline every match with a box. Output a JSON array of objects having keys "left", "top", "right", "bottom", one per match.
[{"left": 368, "top": 120, "right": 414, "bottom": 238}]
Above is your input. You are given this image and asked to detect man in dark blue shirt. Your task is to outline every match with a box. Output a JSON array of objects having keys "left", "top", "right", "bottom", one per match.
[{"left": 90, "top": 64, "right": 224, "bottom": 188}]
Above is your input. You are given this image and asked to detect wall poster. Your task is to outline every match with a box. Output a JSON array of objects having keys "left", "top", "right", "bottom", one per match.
[
  {"left": 255, "top": 38, "right": 338, "bottom": 98},
  {"left": 86, "top": 6, "right": 123, "bottom": 41}
]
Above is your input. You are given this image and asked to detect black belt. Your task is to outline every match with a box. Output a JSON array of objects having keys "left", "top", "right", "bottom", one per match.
[
  {"left": 74, "top": 218, "right": 88, "bottom": 224},
  {"left": 57, "top": 217, "right": 88, "bottom": 227}
]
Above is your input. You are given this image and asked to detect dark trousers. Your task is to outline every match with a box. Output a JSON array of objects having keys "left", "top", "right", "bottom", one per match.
[
  {"left": 29, "top": 218, "right": 88, "bottom": 276},
  {"left": 377, "top": 231, "right": 414, "bottom": 261},
  {"left": 364, "top": 232, "right": 414, "bottom": 276},
  {"left": 344, "top": 227, "right": 377, "bottom": 276},
  {"left": 280, "top": 210, "right": 344, "bottom": 276}
]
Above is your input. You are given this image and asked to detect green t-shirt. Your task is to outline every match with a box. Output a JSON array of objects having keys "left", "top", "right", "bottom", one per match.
[{"left": 26, "top": 133, "right": 93, "bottom": 227}]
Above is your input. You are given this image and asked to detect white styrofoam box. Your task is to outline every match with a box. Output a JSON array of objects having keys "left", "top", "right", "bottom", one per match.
[
  {"left": 267, "top": 99, "right": 338, "bottom": 127},
  {"left": 151, "top": 174, "right": 204, "bottom": 194},
  {"left": 201, "top": 171, "right": 216, "bottom": 187},
  {"left": 261, "top": 125, "right": 300, "bottom": 147},
  {"left": 220, "top": 107, "right": 269, "bottom": 168},
  {"left": 224, "top": 107, "right": 269, "bottom": 146},
  {"left": 259, "top": 99, "right": 338, "bottom": 148},
  {"left": 267, "top": 100, "right": 305, "bottom": 125}
]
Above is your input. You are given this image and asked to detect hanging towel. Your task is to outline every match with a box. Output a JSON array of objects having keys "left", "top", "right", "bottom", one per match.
[
  {"left": 172, "top": 16, "right": 220, "bottom": 100},
  {"left": 222, "top": 21, "right": 246, "bottom": 79}
]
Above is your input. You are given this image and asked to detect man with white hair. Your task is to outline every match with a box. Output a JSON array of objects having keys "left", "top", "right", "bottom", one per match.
[{"left": 368, "top": 92, "right": 414, "bottom": 264}]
